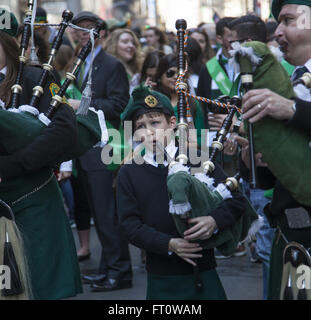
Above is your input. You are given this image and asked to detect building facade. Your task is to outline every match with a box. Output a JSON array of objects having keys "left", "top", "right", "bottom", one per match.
[{"left": 9, "top": 0, "right": 273, "bottom": 31}]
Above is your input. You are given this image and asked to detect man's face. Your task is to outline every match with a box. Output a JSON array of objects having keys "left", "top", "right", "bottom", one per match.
[
  {"left": 77, "top": 19, "right": 96, "bottom": 47},
  {"left": 217, "top": 27, "right": 232, "bottom": 56},
  {"left": 228, "top": 30, "right": 239, "bottom": 43},
  {"left": 145, "top": 29, "right": 159, "bottom": 47},
  {"left": 275, "top": 4, "right": 311, "bottom": 66},
  {"left": 134, "top": 113, "right": 176, "bottom": 153}
]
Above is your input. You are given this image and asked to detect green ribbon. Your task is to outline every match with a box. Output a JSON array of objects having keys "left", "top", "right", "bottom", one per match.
[
  {"left": 206, "top": 56, "right": 233, "bottom": 96},
  {"left": 281, "top": 60, "right": 295, "bottom": 76}
]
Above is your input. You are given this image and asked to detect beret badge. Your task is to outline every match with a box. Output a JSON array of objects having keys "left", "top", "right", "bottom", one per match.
[{"left": 144, "top": 95, "right": 158, "bottom": 108}]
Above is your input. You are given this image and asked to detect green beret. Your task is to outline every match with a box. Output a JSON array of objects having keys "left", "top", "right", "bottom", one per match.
[
  {"left": 106, "top": 18, "right": 127, "bottom": 31},
  {"left": 272, "top": 0, "right": 311, "bottom": 20},
  {"left": 0, "top": 8, "right": 18, "bottom": 37},
  {"left": 121, "top": 85, "right": 175, "bottom": 122}
]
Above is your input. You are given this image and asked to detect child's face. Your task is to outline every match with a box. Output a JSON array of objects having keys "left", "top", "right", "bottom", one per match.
[{"left": 134, "top": 113, "right": 176, "bottom": 153}]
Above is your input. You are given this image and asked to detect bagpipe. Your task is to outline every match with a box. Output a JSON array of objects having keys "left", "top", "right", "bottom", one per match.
[
  {"left": 0, "top": 3, "right": 108, "bottom": 299},
  {"left": 166, "top": 19, "right": 260, "bottom": 262},
  {"left": 0, "top": 8, "right": 110, "bottom": 164},
  {"left": 229, "top": 41, "right": 311, "bottom": 208},
  {"left": 228, "top": 41, "right": 311, "bottom": 300}
]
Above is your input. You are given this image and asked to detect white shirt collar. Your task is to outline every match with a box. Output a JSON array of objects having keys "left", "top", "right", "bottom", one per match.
[
  {"left": 293, "top": 58, "right": 311, "bottom": 101},
  {"left": 304, "top": 58, "right": 311, "bottom": 73},
  {"left": 143, "top": 141, "right": 177, "bottom": 167},
  {"left": 292, "top": 58, "right": 311, "bottom": 76}
]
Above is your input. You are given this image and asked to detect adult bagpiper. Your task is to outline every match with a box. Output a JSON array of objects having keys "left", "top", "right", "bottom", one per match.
[
  {"left": 0, "top": 8, "right": 82, "bottom": 299},
  {"left": 241, "top": 0, "right": 311, "bottom": 299}
]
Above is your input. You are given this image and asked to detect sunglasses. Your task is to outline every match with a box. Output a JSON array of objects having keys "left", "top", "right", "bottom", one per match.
[{"left": 166, "top": 69, "right": 177, "bottom": 78}]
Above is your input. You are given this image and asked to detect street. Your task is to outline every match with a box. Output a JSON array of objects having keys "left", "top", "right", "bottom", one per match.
[{"left": 69, "top": 226, "right": 262, "bottom": 300}]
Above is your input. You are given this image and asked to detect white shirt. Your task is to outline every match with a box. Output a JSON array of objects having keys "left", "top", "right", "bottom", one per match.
[{"left": 293, "top": 58, "right": 311, "bottom": 101}]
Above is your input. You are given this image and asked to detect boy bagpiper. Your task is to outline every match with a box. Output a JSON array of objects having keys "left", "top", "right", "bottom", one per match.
[{"left": 116, "top": 86, "right": 246, "bottom": 299}]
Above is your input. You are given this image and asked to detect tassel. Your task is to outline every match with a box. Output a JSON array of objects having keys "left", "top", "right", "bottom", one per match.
[
  {"left": 0, "top": 200, "right": 32, "bottom": 300},
  {"left": 29, "top": 0, "right": 40, "bottom": 65},
  {"left": 1, "top": 227, "right": 23, "bottom": 297},
  {"left": 29, "top": 48, "right": 40, "bottom": 65},
  {"left": 76, "top": 29, "right": 95, "bottom": 115},
  {"left": 76, "top": 79, "right": 92, "bottom": 115},
  {"left": 283, "top": 274, "right": 294, "bottom": 300}
]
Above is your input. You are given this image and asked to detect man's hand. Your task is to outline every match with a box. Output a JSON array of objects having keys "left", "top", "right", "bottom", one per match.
[
  {"left": 208, "top": 113, "right": 227, "bottom": 131},
  {"left": 168, "top": 238, "right": 203, "bottom": 266},
  {"left": 184, "top": 216, "right": 217, "bottom": 241},
  {"left": 224, "top": 133, "right": 238, "bottom": 155},
  {"left": 242, "top": 89, "right": 295, "bottom": 123},
  {"left": 234, "top": 135, "right": 268, "bottom": 168}
]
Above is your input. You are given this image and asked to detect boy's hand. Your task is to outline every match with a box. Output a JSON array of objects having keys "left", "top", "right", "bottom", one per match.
[
  {"left": 184, "top": 216, "right": 217, "bottom": 241},
  {"left": 168, "top": 238, "right": 203, "bottom": 266}
]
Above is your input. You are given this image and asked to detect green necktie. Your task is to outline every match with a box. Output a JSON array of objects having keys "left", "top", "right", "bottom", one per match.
[{"left": 219, "top": 55, "right": 229, "bottom": 66}]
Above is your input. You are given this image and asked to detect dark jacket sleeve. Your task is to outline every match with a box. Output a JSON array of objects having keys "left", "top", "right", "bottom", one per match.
[
  {"left": 117, "top": 166, "right": 172, "bottom": 256},
  {"left": 197, "top": 65, "right": 211, "bottom": 99},
  {"left": 91, "top": 59, "right": 129, "bottom": 123},
  {"left": 238, "top": 153, "right": 276, "bottom": 190},
  {"left": 0, "top": 68, "right": 78, "bottom": 181},
  {"left": 287, "top": 98, "right": 311, "bottom": 132},
  {"left": 208, "top": 162, "right": 247, "bottom": 231}
]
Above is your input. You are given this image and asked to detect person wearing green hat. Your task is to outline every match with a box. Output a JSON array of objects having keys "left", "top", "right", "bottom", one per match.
[
  {"left": 116, "top": 85, "right": 246, "bottom": 300},
  {"left": 240, "top": 0, "right": 311, "bottom": 300},
  {"left": 0, "top": 8, "right": 82, "bottom": 299}
]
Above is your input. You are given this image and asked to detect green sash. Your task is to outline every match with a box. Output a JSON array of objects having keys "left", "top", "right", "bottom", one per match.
[
  {"left": 281, "top": 60, "right": 295, "bottom": 76},
  {"left": 206, "top": 57, "right": 233, "bottom": 96}
]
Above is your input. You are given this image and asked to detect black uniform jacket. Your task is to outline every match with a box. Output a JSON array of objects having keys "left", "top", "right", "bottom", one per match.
[
  {"left": 77, "top": 49, "right": 129, "bottom": 172},
  {"left": 117, "top": 151, "right": 246, "bottom": 276}
]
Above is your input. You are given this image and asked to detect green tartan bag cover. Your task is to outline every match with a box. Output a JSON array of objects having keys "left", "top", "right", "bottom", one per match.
[
  {"left": 167, "top": 170, "right": 259, "bottom": 256},
  {"left": 0, "top": 108, "right": 109, "bottom": 164}
]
